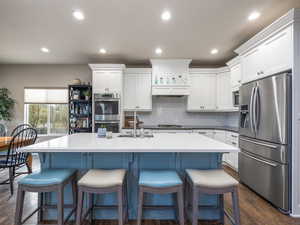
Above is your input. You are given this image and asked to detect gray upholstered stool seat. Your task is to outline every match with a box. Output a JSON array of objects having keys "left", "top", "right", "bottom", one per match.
[
  {"left": 76, "top": 169, "right": 127, "bottom": 225},
  {"left": 185, "top": 169, "right": 240, "bottom": 225},
  {"left": 78, "top": 169, "right": 126, "bottom": 188},
  {"left": 186, "top": 169, "right": 239, "bottom": 189}
]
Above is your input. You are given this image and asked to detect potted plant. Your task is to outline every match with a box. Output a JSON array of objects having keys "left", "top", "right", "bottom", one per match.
[
  {"left": 0, "top": 88, "right": 15, "bottom": 121},
  {"left": 83, "top": 90, "right": 91, "bottom": 101}
]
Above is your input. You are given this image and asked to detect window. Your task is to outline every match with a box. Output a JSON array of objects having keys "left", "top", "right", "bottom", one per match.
[{"left": 24, "top": 88, "right": 68, "bottom": 135}]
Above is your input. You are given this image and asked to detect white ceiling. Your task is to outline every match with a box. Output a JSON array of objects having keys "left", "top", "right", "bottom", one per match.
[{"left": 0, "top": 0, "right": 299, "bottom": 66}]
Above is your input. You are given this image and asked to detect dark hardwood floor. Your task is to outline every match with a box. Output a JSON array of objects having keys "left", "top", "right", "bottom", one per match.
[{"left": 0, "top": 157, "right": 299, "bottom": 225}]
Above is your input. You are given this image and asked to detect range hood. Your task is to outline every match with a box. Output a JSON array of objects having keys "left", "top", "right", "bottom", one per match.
[{"left": 150, "top": 59, "right": 192, "bottom": 96}]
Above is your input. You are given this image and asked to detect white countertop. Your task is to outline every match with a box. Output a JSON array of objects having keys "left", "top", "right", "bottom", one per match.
[{"left": 21, "top": 133, "right": 240, "bottom": 153}]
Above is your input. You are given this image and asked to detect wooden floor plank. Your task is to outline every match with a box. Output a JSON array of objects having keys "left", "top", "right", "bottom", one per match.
[{"left": 0, "top": 157, "right": 299, "bottom": 225}]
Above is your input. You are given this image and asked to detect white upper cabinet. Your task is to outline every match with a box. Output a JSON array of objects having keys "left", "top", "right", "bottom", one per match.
[
  {"left": 123, "top": 69, "right": 152, "bottom": 111},
  {"left": 226, "top": 57, "right": 242, "bottom": 91},
  {"left": 89, "top": 64, "right": 125, "bottom": 94},
  {"left": 240, "top": 25, "right": 292, "bottom": 84},
  {"left": 93, "top": 71, "right": 123, "bottom": 93},
  {"left": 241, "top": 46, "right": 263, "bottom": 83},
  {"left": 188, "top": 68, "right": 236, "bottom": 112},
  {"left": 187, "top": 71, "right": 216, "bottom": 111},
  {"left": 230, "top": 64, "right": 242, "bottom": 89},
  {"left": 262, "top": 25, "right": 293, "bottom": 76},
  {"left": 216, "top": 70, "right": 234, "bottom": 110}
]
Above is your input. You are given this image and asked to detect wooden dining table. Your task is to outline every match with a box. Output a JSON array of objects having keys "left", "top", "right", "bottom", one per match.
[{"left": 0, "top": 136, "right": 33, "bottom": 169}]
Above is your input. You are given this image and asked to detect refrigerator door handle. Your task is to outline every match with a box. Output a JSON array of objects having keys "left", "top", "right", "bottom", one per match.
[
  {"left": 249, "top": 86, "right": 255, "bottom": 134},
  {"left": 242, "top": 152, "right": 279, "bottom": 167},
  {"left": 239, "top": 137, "right": 278, "bottom": 149},
  {"left": 253, "top": 86, "right": 259, "bottom": 134},
  {"left": 256, "top": 86, "right": 261, "bottom": 132}
]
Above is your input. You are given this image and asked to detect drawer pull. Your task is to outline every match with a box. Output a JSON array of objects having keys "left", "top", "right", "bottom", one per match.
[
  {"left": 242, "top": 152, "right": 278, "bottom": 167},
  {"left": 239, "top": 138, "right": 277, "bottom": 149},
  {"left": 232, "top": 142, "right": 237, "bottom": 145},
  {"left": 231, "top": 135, "right": 238, "bottom": 138}
]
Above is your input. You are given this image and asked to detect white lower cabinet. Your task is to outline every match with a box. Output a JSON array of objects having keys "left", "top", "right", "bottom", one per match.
[
  {"left": 193, "top": 129, "right": 215, "bottom": 138},
  {"left": 196, "top": 129, "right": 239, "bottom": 171},
  {"left": 224, "top": 131, "right": 239, "bottom": 171},
  {"left": 213, "top": 130, "right": 226, "bottom": 142},
  {"left": 152, "top": 129, "right": 193, "bottom": 133}
]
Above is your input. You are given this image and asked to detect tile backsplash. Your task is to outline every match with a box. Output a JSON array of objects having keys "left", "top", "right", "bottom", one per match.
[{"left": 125, "top": 96, "right": 239, "bottom": 127}]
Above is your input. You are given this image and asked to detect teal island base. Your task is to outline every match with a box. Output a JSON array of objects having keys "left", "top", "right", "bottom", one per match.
[{"left": 38, "top": 152, "right": 223, "bottom": 222}]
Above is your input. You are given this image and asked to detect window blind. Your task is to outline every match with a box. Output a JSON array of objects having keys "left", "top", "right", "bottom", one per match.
[{"left": 24, "top": 88, "right": 68, "bottom": 104}]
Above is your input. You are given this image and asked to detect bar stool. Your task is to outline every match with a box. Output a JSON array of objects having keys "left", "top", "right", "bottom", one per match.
[
  {"left": 137, "top": 170, "right": 184, "bottom": 225},
  {"left": 15, "top": 169, "right": 77, "bottom": 225},
  {"left": 185, "top": 169, "right": 240, "bottom": 225},
  {"left": 76, "top": 169, "right": 127, "bottom": 225}
]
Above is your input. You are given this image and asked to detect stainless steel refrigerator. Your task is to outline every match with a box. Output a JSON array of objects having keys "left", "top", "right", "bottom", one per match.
[{"left": 239, "top": 71, "right": 292, "bottom": 213}]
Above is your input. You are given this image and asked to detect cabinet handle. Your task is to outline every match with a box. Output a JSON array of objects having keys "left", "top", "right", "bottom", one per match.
[
  {"left": 232, "top": 142, "right": 237, "bottom": 145},
  {"left": 231, "top": 135, "right": 238, "bottom": 138},
  {"left": 199, "top": 132, "right": 207, "bottom": 134}
]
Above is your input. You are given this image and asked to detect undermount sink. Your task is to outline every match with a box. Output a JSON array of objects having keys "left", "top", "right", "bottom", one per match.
[{"left": 118, "top": 134, "right": 154, "bottom": 138}]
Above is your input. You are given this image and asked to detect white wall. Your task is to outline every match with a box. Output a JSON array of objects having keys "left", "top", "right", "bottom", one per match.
[{"left": 0, "top": 64, "right": 92, "bottom": 133}]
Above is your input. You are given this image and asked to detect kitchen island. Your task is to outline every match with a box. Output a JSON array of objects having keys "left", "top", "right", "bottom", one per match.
[{"left": 21, "top": 133, "right": 239, "bottom": 221}]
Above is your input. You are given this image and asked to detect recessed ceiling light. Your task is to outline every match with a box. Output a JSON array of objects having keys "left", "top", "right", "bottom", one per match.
[
  {"left": 248, "top": 11, "right": 260, "bottom": 21},
  {"left": 73, "top": 10, "right": 85, "bottom": 21},
  {"left": 99, "top": 48, "right": 107, "bottom": 54},
  {"left": 40, "top": 47, "right": 50, "bottom": 53},
  {"left": 210, "top": 48, "right": 218, "bottom": 55},
  {"left": 161, "top": 10, "right": 171, "bottom": 21},
  {"left": 155, "top": 48, "right": 163, "bottom": 55}
]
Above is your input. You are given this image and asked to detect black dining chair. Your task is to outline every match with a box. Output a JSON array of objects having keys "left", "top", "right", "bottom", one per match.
[
  {"left": 0, "top": 123, "right": 7, "bottom": 137},
  {"left": 10, "top": 123, "right": 32, "bottom": 137},
  {"left": 0, "top": 127, "right": 37, "bottom": 195},
  {"left": 11, "top": 124, "right": 35, "bottom": 174}
]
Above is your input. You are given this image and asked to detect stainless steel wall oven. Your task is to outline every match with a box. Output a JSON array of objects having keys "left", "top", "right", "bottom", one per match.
[{"left": 93, "top": 93, "right": 120, "bottom": 132}]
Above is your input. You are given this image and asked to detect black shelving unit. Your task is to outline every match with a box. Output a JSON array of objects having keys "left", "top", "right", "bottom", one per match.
[{"left": 68, "top": 84, "right": 92, "bottom": 134}]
